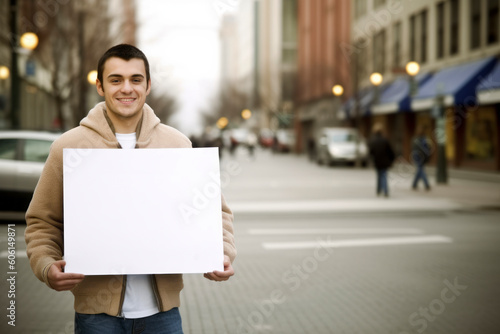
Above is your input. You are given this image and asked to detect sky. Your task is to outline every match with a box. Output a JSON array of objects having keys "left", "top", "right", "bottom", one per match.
[{"left": 137, "top": 0, "right": 237, "bottom": 135}]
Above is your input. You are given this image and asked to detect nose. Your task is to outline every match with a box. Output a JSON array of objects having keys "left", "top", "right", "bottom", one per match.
[{"left": 121, "top": 80, "right": 133, "bottom": 93}]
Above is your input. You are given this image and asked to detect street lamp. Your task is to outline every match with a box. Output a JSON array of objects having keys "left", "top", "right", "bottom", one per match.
[
  {"left": 241, "top": 109, "right": 252, "bottom": 120},
  {"left": 406, "top": 61, "right": 420, "bottom": 96},
  {"left": 332, "top": 84, "right": 344, "bottom": 97},
  {"left": 0, "top": 66, "right": 9, "bottom": 80},
  {"left": 216, "top": 117, "right": 229, "bottom": 129},
  {"left": 20, "top": 32, "right": 39, "bottom": 51},
  {"left": 87, "top": 70, "right": 97, "bottom": 85},
  {"left": 370, "top": 72, "right": 383, "bottom": 104}
]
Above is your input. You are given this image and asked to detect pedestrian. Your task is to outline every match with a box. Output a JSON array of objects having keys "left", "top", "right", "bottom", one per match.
[
  {"left": 411, "top": 125, "right": 432, "bottom": 190},
  {"left": 368, "top": 123, "right": 395, "bottom": 197},
  {"left": 247, "top": 132, "right": 257, "bottom": 157},
  {"left": 24, "top": 44, "right": 236, "bottom": 334}
]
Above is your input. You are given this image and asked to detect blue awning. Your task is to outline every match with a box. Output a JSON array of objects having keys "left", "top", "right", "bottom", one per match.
[
  {"left": 412, "top": 56, "right": 497, "bottom": 110},
  {"left": 477, "top": 62, "right": 500, "bottom": 91},
  {"left": 359, "top": 84, "right": 391, "bottom": 116},
  {"left": 477, "top": 61, "right": 500, "bottom": 104},
  {"left": 372, "top": 72, "right": 432, "bottom": 114}
]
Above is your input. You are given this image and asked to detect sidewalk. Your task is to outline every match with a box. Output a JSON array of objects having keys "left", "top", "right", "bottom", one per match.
[{"left": 225, "top": 150, "right": 500, "bottom": 215}]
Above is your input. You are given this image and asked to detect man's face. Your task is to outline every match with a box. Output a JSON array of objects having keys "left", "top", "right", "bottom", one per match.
[{"left": 96, "top": 57, "right": 151, "bottom": 123}]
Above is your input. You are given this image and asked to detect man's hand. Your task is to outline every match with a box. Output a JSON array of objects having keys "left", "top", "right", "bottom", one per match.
[
  {"left": 47, "top": 260, "right": 85, "bottom": 291},
  {"left": 204, "top": 255, "right": 234, "bottom": 282}
]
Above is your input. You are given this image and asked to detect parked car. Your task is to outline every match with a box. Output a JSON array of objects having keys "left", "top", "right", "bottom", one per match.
[
  {"left": 315, "top": 127, "right": 368, "bottom": 166},
  {"left": 259, "top": 128, "right": 274, "bottom": 148},
  {"left": 0, "top": 131, "right": 60, "bottom": 212},
  {"left": 273, "top": 129, "right": 296, "bottom": 153}
]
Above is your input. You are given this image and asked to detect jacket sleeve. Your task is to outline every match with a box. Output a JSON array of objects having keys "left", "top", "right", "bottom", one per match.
[
  {"left": 221, "top": 194, "right": 236, "bottom": 263},
  {"left": 25, "top": 140, "right": 65, "bottom": 289}
]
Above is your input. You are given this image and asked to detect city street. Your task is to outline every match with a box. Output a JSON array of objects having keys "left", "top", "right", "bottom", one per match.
[{"left": 1, "top": 147, "right": 500, "bottom": 333}]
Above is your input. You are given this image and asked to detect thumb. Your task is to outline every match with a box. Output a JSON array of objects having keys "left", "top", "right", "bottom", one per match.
[{"left": 53, "top": 260, "right": 66, "bottom": 272}]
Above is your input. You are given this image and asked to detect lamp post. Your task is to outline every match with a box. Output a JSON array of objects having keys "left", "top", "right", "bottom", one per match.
[
  {"left": 332, "top": 84, "right": 344, "bottom": 126},
  {"left": 433, "top": 86, "right": 448, "bottom": 184},
  {"left": 10, "top": 0, "right": 39, "bottom": 130},
  {"left": 370, "top": 72, "right": 383, "bottom": 107},
  {"left": 406, "top": 61, "right": 420, "bottom": 96},
  {"left": 0, "top": 66, "right": 9, "bottom": 128}
]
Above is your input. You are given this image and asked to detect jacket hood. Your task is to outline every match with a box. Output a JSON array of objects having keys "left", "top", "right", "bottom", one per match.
[{"left": 80, "top": 102, "right": 161, "bottom": 147}]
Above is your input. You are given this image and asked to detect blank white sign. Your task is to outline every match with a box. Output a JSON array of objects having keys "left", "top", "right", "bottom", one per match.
[{"left": 63, "top": 148, "right": 223, "bottom": 275}]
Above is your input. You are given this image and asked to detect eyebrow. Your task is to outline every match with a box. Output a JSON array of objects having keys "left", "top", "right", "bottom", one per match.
[{"left": 107, "top": 74, "right": 145, "bottom": 79}]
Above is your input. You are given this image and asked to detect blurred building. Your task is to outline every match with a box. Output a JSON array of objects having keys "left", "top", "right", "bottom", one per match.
[
  {"left": 0, "top": 0, "right": 138, "bottom": 131},
  {"left": 219, "top": 0, "right": 298, "bottom": 134},
  {"left": 344, "top": 0, "right": 500, "bottom": 171},
  {"left": 294, "top": 0, "right": 352, "bottom": 152}
]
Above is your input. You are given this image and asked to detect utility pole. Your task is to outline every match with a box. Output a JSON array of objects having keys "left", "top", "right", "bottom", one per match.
[{"left": 10, "top": 0, "right": 20, "bottom": 129}]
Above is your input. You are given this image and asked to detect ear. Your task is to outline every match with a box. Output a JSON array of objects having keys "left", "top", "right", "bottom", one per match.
[
  {"left": 146, "top": 79, "right": 152, "bottom": 96},
  {"left": 96, "top": 79, "right": 105, "bottom": 97}
]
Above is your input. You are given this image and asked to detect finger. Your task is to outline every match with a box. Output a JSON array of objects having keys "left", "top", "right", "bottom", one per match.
[{"left": 57, "top": 272, "right": 85, "bottom": 280}]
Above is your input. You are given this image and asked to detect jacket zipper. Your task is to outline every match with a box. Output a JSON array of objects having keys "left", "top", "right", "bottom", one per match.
[
  {"left": 151, "top": 275, "right": 163, "bottom": 312},
  {"left": 117, "top": 275, "right": 127, "bottom": 316}
]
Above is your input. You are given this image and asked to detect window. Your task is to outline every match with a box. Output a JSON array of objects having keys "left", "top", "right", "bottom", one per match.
[
  {"left": 0, "top": 139, "right": 18, "bottom": 160},
  {"left": 450, "top": 0, "right": 459, "bottom": 55},
  {"left": 437, "top": 2, "right": 445, "bottom": 58},
  {"left": 355, "top": 0, "right": 367, "bottom": 18},
  {"left": 373, "top": 29, "right": 386, "bottom": 73},
  {"left": 356, "top": 39, "right": 367, "bottom": 84},
  {"left": 410, "top": 14, "right": 416, "bottom": 60},
  {"left": 393, "top": 22, "right": 402, "bottom": 68},
  {"left": 487, "top": 0, "right": 499, "bottom": 44},
  {"left": 470, "top": 0, "right": 482, "bottom": 49},
  {"left": 421, "top": 10, "right": 428, "bottom": 63},
  {"left": 24, "top": 139, "right": 52, "bottom": 163}
]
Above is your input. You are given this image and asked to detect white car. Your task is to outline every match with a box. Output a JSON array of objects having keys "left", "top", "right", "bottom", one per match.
[
  {"left": 0, "top": 131, "right": 60, "bottom": 212},
  {"left": 316, "top": 127, "right": 368, "bottom": 166}
]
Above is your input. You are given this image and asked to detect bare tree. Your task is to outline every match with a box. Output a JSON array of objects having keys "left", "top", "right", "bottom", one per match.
[
  {"left": 146, "top": 90, "right": 178, "bottom": 124},
  {"left": 201, "top": 79, "right": 250, "bottom": 129}
]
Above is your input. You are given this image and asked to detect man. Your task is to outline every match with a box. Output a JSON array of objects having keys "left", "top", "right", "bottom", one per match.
[
  {"left": 368, "top": 123, "right": 395, "bottom": 197},
  {"left": 25, "top": 44, "right": 236, "bottom": 333},
  {"left": 411, "top": 125, "right": 431, "bottom": 190}
]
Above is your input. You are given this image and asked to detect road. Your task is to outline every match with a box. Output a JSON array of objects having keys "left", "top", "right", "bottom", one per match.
[{"left": 1, "top": 147, "right": 500, "bottom": 333}]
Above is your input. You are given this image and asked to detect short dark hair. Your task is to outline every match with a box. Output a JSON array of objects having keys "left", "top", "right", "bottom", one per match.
[{"left": 97, "top": 44, "right": 150, "bottom": 87}]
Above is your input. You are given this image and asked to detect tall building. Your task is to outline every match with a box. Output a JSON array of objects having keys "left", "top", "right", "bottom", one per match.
[
  {"left": 295, "top": 0, "right": 351, "bottom": 152},
  {"left": 346, "top": 0, "right": 500, "bottom": 171}
]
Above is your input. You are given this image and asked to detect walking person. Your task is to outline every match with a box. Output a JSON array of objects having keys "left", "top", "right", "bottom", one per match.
[
  {"left": 24, "top": 44, "right": 236, "bottom": 334},
  {"left": 368, "top": 123, "right": 395, "bottom": 197},
  {"left": 411, "top": 125, "right": 432, "bottom": 190}
]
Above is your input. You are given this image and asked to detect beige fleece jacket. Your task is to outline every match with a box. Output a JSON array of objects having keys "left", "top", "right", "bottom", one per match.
[{"left": 25, "top": 102, "right": 236, "bottom": 315}]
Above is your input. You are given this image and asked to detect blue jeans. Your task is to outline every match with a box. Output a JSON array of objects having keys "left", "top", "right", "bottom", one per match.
[
  {"left": 75, "top": 308, "right": 183, "bottom": 334},
  {"left": 376, "top": 169, "right": 388, "bottom": 196},
  {"left": 412, "top": 164, "right": 430, "bottom": 189}
]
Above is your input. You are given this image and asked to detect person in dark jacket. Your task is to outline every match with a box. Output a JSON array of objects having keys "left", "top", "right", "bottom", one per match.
[
  {"left": 368, "top": 123, "right": 395, "bottom": 197},
  {"left": 411, "top": 125, "right": 431, "bottom": 190}
]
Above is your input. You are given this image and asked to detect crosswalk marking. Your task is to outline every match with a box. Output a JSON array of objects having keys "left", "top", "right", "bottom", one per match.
[
  {"left": 262, "top": 235, "right": 452, "bottom": 250},
  {"left": 249, "top": 228, "right": 424, "bottom": 235}
]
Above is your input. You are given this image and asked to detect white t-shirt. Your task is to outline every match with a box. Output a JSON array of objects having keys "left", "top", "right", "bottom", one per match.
[{"left": 115, "top": 132, "right": 159, "bottom": 319}]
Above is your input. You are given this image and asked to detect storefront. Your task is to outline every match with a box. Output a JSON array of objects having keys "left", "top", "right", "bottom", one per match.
[
  {"left": 411, "top": 56, "right": 498, "bottom": 171},
  {"left": 475, "top": 62, "right": 500, "bottom": 171}
]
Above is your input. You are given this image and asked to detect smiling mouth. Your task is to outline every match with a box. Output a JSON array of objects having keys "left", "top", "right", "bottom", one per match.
[{"left": 117, "top": 98, "right": 136, "bottom": 103}]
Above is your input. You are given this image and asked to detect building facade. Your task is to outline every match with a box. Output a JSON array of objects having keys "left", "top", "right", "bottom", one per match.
[
  {"left": 346, "top": 0, "right": 500, "bottom": 171},
  {"left": 295, "top": 0, "right": 351, "bottom": 153}
]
